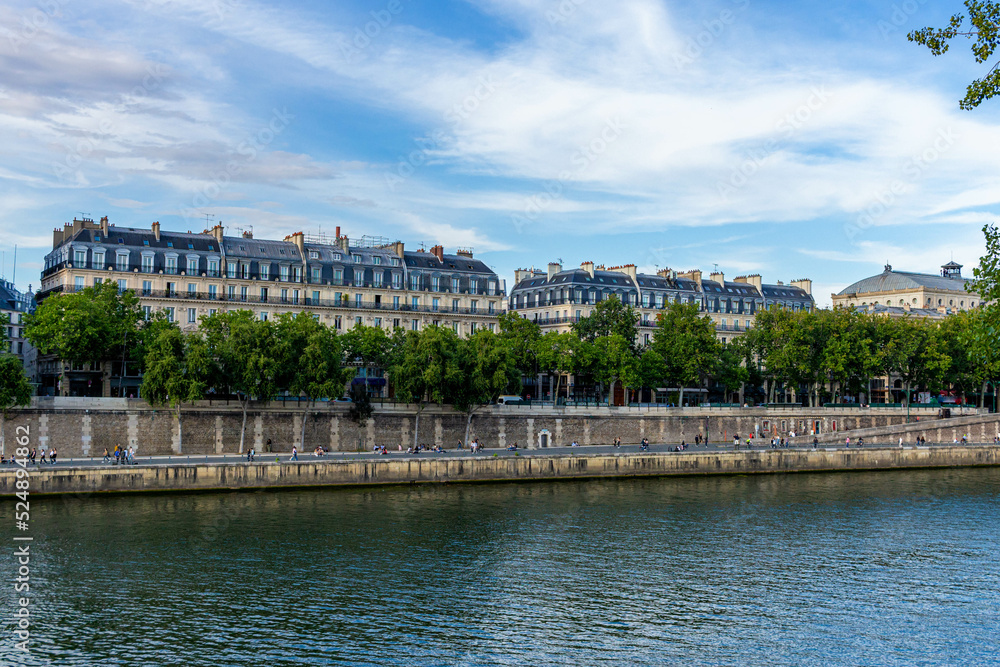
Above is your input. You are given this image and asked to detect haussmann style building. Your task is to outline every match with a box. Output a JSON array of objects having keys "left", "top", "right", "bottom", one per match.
[{"left": 37, "top": 216, "right": 506, "bottom": 397}]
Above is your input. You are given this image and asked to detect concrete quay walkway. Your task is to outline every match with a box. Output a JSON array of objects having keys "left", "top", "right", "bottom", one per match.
[{"left": 10, "top": 439, "right": 991, "bottom": 470}]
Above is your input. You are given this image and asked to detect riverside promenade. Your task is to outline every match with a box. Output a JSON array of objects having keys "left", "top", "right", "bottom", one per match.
[{"left": 3, "top": 442, "right": 998, "bottom": 496}]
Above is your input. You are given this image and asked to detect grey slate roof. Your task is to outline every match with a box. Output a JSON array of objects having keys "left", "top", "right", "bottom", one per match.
[{"left": 838, "top": 269, "right": 971, "bottom": 295}]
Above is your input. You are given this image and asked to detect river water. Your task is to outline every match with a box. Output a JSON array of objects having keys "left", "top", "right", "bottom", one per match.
[{"left": 3, "top": 468, "right": 999, "bottom": 666}]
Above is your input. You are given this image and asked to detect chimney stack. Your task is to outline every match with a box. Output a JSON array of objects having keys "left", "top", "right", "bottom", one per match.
[
  {"left": 211, "top": 224, "right": 224, "bottom": 243},
  {"left": 431, "top": 245, "right": 444, "bottom": 261},
  {"left": 709, "top": 271, "right": 725, "bottom": 285},
  {"left": 790, "top": 278, "right": 812, "bottom": 295},
  {"left": 152, "top": 221, "right": 161, "bottom": 241},
  {"left": 678, "top": 269, "right": 703, "bottom": 291},
  {"left": 547, "top": 261, "right": 562, "bottom": 280},
  {"left": 100, "top": 216, "right": 110, "bottom": 236},
  {"left": 580, "top": 261, "right": 594, "bottom": 278}
]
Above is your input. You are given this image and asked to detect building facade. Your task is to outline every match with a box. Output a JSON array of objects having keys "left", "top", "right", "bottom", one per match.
[
  {"left": 0, "top": 277, "right": 35, "bottom": 366},
  {"left": 38, "top": 217, "right": 506, "bottom": 396},
  {"left": 832, "top": 262, "right": 979, "bottom": 316},
  {"left": 509, "top": 261, "right": 814, "bottom": 346}
]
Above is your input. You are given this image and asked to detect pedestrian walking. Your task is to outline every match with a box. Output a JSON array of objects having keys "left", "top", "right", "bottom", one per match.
[
  {"left": 103, "top": 448, "right": 111, "bottom": 464},
  {"left": 290, "top": 446, "right": 298, "bottom": 461},
  {"left": 50, "top": 448, "right": 57, "bottom": 464}
]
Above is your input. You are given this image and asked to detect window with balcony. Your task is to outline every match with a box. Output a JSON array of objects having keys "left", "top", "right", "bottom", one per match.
[
  {"left": 187, "top": 257, "right": 199, "bottom": 274},
  {"left": 392, "top": 273, "right": 401, "bottom": 289},
  {"left": 187, "top": 283, "right": 196, "bottom": 296},
  {"left": 116, "top": 254, "right": 129, "bottom": 271},
  {"left": 228, "top": 285, "right": 236, "bottom": 300},
  {"left": 373, "top": 273, "right": 383, "bottom": 287},
  {"left": 452, "top": 278, "right": 460, "bottom": 292},
  {"left": 141, "top": 255, "right": 153, "bottom": 273},
  {"left": 74, "top": 249, "right": 86, "bottom": 265},
  {"left": 355, "top": 293, "right": 363, "bottom": 307},
  {"left": 470, "top": 279, "right": 478, "bottom": 293},
  {"left": 166, "top": 307, "right": 175, "bottom": 322},
  {"left": 208, "top": 259, "right": 219, "bottom": 277},
  {"left": 165, "top": 257, "right": 177, "bottom": 274},
  {"left": 488, "top": 301, "right": 495, "bottom": 314},
  {"left": 75, "top": 276, "right": 84, "bottom": 290},
  {"left": 241, "top": 264, "right": 250, "bottom": 279},
  {"left": 354, "top": 272, "right": 364, "bottom": 287},
  {"left": 334, "top": 269, "right": 343, "bottom": 284},
  {"left": 227, "top": 262, "right": 237, "bottom": 278},
  {"left": 471, "top": 300, "right": 478, "bottom": 313},
  {"left": 209, "top": 284, "right": 217, "bottom": 299},
  {"left": 452, "top": 299, "right": 460, "bottom": 312},
  {"left": 93, "top": 252, "right": 105, "bottom": 269},
  {"left": 311, "top": 267, "right": 321, "bottom": 282},
  {"left": 292, "top": 267, "right": 301, "bottom": 282},
  {"left": 393, "top": 296, "right": 400, "bottom": 309},
  {"left": 410, "top": 275, "right": 420, "bottom": 290},
  {"left": 188, "top": 308, "right": 197, "bottom": 323},
  {"left": 260, "top": 287, "right": 268, "bottom": 302},
  {"left": 432, "top": 297, "right": 440, "bottom": 311},
  {"left": 240, "top": 286, "right": 248, "bottom": 301},
  {"left": 260, "top": 264, "right": 270, "bottom": 281},
  {"left": 488, "top": 282, "right": 496, "bottom": 296},
  {"left": 280, "top": 265, "right": 289, "bottom": 281},
  {"left": 411, "top": 297, "right": 419, "bottom": 309},
  {"left": 312, "top": 290, "right": 320, "bottom": 303},
  {"left": 166, "top": 282, "right": 176, "bottom": 297},
  {"left": 431, "top": 276, "right": 440, "bottom": 291},
  {"left": 411, "top": 319, "right": 418, "bottom": 331},
  {"left": 142, "top": 280, "right": 152, "bottom": 296}
]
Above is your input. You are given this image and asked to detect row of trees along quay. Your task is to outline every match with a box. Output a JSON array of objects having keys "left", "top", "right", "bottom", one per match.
[{"left": 8, "top": 225, "right": 1000, "bottom": 446}]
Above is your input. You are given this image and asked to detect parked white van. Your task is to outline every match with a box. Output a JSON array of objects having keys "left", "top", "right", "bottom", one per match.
[{"left": 497, "top": 395, "right": 525, "bottom": 405}]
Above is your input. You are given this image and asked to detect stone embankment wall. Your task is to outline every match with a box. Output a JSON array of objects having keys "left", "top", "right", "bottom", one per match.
[
  {"left": 0, "top": 398, "right": 985, "bottom": 458},
  {"left": 2, "top": 446, "right": 998, "bottom": 496}
]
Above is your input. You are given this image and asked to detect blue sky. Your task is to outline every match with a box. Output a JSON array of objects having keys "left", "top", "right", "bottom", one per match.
[{"left": 1, "top": 0, "right": 998, "bottom": 305}]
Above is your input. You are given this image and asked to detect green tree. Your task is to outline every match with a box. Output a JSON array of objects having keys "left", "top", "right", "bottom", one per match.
[
  {"left": 276, "top": 313, "right": 352, "bottom": 445},
  {"left": 0, "top": 351, "right": 32, "bottom": 458},
  {"left": 389, "top": 326, "right": 464, "bottom": 448},
  {"left": 652, "top": 302, "right": 721, "bottom": 407},
  {"left": 202, "top": 310, "right": 280, "bottom": 452},
  {"left": 535, "top": 331, "right": 586, "bottom": 402},
  {"left": 591, "top": 334, "right": 639, "bottom": 406},
  {"left": 498, "top": 311, "right": 541, "bottom": 391},
  {"left": 140, "top": 327, "right": 211, "bottom": 453},
  {"left": 572, "top": 297, "right": 639, "bottom": 348},
  {"left": 25, "top": 281, "right": 142, "bottom": 387},
  {"left": 908, "top": 1, "right": 1000, "bottom": 109},
  {"left": 454, "top": 329, "right": 520, "bottom": 445}
]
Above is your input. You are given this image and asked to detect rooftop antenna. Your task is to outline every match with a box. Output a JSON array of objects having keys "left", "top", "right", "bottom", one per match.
[
  {"left": 713, "top": 263, "right": 719, "bottom": 272},
  {"left": 204, "top": 213, "right": 216, "bottom": 227}
]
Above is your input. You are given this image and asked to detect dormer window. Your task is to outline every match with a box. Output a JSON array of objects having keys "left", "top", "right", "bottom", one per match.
[
  {"left": 167, "top": 242, "right": 173, "bottom": 248},
  {"left": 309, "top": 251, "right": 319, "bottom": 260},
  {"left": 188, "top": 243, "right": 194, "bottom": 249},
  {"left": 143, "top": 240, "right": 150, "bottom": 246}
]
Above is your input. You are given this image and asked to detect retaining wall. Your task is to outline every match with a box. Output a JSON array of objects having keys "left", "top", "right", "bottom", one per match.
[
  {"left": 2, "top": 446, "right": 997, "bottom": 496},
  {"left": 0, "top": 399, "right": 973, "bottom": 458}
]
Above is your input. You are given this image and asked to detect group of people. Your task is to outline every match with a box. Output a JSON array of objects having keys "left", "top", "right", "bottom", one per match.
[
  {"left": 104, "top": 446, "right": 134, "bottom": 465},
  {"left": 16, "top": 448, "right": 60, "bottom": 465}
]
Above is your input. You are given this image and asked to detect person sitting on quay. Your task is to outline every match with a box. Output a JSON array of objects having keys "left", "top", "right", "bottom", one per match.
[{"left": 506, "top": 442, "right": 518, "bottom": 451}]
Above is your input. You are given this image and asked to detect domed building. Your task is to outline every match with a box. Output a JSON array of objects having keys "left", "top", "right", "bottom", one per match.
[{"left": 832, "top": 262, "right": 979, "bottom": 317}]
